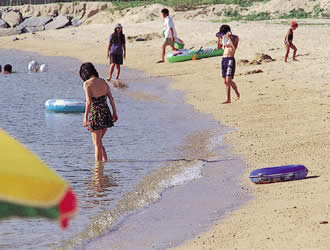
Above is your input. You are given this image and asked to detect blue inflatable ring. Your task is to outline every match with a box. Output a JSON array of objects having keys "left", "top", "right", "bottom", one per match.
[
  {"left": 249, "top": 164, "right": 308, "bottom": 184},
  {"left": 45, "top": 99, "right": 85, "bottom": 113}
]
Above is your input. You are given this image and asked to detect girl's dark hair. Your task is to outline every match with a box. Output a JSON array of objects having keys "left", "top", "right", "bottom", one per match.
[
  {"left": 111, "top": 28, "right": 125, "bottom": 44},
  {"left": 0, "top": 65, "right": 2, "bottom": 73},
  {"left": 219, "top": 25, "right": 231, "bottom": 34},
  {"left": 79, "top": 62, "right": 99, "bottom": 81},
  {"left": 4, "top": 64, "right": 12, "bottom": 73},
  {"left": 161, "top": 8, "right": 169, "bottom": 15}
]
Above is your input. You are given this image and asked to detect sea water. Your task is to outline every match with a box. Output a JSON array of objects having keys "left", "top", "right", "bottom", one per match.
[{"left": 0, "top": 49, "right": 249, "bottom": 249}]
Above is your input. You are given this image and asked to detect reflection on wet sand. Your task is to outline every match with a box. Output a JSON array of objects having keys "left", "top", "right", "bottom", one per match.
[
  {"left": 90, "top": 161, "right": 118, "bottom": 194},
  {"left": 112, "top": 80, "right": 128, "bottom": 89}
]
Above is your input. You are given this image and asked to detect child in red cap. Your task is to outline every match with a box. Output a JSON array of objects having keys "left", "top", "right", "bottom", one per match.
[{"left": 284, "top": 21, "right": 298, "bottom": 62}]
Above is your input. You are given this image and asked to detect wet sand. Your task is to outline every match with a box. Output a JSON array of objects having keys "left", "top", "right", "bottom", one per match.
[{"left": 1, "top": 15, "right": 330, "bottom": 249}]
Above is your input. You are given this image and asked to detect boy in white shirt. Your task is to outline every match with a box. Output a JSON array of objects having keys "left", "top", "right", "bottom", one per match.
[{"left": 158, "top": 8, "right": 181, "bottom": 63}]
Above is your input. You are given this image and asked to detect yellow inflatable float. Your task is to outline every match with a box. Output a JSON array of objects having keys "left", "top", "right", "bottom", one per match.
[{"left": 0, "top": 129, "right": 77, "bottom": 228}]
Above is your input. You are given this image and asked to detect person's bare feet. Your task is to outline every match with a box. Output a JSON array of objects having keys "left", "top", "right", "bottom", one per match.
[
  {"left": 156, "top": 60, "right": 164, "bottom": 63},
  {"left": 236, "top": 92, "right": 240, "bottom": 101},
  {"left": 106, "top": 77, "right": 111, "bottom": 81},
  {"left": 222, "top": 100, "right": 231, "bottom": 104}
]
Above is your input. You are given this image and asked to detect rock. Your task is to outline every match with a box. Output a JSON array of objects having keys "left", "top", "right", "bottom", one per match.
[
  {"left": 0, "top": 27, "right": 22, "bottom": 37},
  {"left": 136, "top": 36, "right": 146, "bottom": 41},
  {"left": 45, "top": 15, "right": 69, "bottom": 30},
  {"left": 71, "top": 17, "right": 81, "bottom": 27},
  {"left": 237, "top": 59, "right": 249, "bottom": 66},
  {"left": 25, "top": 26, "right": 45, "bottom": 33},
  {"left": 12, "top": 37, "right": 19, "bottom": 41},
  {"left": 255, "top": 53, "right": 274, "bottom": 62},
  {"left": 244, "top": 69, "right": 264, "bottom": 75},
  {"left": 2, "top": 11, "right": 22, "bottom": 27},
  {"left": 0, "top": 19, "right": 8, "bottom": 28},
  {"left": 20, "top": 16, "right": 52, "bottom": 27},
  {"left": 17, "top": 16, "right": 52, "bottom": 32},
  {"left": 249, "top": 59, "right": 262, "bottom": 65},
  {"left": 127, "top": 32, "right": 162, "bottom": 42}
]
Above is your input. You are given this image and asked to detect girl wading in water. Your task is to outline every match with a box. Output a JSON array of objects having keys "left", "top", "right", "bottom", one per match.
[{"left": 80, "top": 62, "right": 118, "bottom": 162}]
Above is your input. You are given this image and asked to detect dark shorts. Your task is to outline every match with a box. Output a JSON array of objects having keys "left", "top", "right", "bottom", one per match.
[
  {"left": 221, "top": 57, "right": 235, "bottom": 79},
  {"left": 110, "top": 53, "right": 123, "bottom": 65},
  {"left": 285, "top": 40, "right": 293, "bottom": 46}
]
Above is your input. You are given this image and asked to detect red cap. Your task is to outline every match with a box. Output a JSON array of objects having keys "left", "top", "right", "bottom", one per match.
[{"left": 291, "top": 21, "right": 298, "bottom": 27}]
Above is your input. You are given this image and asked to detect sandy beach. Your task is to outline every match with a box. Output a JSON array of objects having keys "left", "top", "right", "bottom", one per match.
[{"left": 1, "top": 2, "right": 330, "bottom": 249}]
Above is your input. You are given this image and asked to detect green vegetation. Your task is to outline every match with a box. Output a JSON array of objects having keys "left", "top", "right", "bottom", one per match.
[
  {"left": 215, "top": 7, "right": 270, "bottom": 21},
  {"left": 112, "top": 0, "right": 151, "bottom": 10},
  {"left": 312, "top": 4, "right": 330, "bottom": 18},
  {"left": 213, "top": 4, "right": 329, "bottom": 23},
  {"left": 279, "top": 8, "right": 312, "bottom": 19},
  {"left": 244, "top": 11, "right": 270, "bottom": 20},
  {"left": 112, "top": 0, "right": 270, "bottom": 11}
]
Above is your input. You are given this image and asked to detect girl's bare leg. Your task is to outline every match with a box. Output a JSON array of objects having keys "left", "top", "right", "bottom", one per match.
[
  {"left": 161, "top": 43, "right": 167, "bottom": 62},
  {"left": 223, "top": 78, "right": 231, "bottom": 104},
  {"left": 115, "top": 64, "right": 120, "bottom": 80},
  {"left": 229, "top": 78, "right": 240, "bottom": 100},
  {"left": 101, "top": 128, "right": 108, "bottom": 162},
  {"left": 107, "top": 64, "right": 115, "bottom": 81},
  {"left": 291, "top": 44, "right": 297, "bottom": 61},
  {"left": 92, "top": 130, "right": 104, "bottom": 162},
  {"left": 284, "top": 44, "right": 290, "bottom": 62}
]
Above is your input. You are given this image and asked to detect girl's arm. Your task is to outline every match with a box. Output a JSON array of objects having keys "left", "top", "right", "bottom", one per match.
[
  {"left": 106, "top": 83, "right": 118, "bottom": 122},
  {"left": 217, "top": 35, "right": 222, "bottom": 50},
  {"left": 83, "top": 82, "right": 92, "bottom": 127},
  {"left": 123, "top": 44, "right": 126, "bottom": 59},
  {"left": 107, "top": 42, "right": 112, "bottom": 59},
  {"left": 233, "top": 35, "right": 239, "bottom": 49},
  {"left": 284, "top": 29, "right": 290, "bottom": 42},
  {"left": 170, "top": 28, "right": 175, "bottom": 42},
  {"left": 123, "top": 35, "right": 126, "bottom": 59}
]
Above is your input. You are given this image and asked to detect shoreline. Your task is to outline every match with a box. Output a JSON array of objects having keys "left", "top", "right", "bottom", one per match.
[
  {"left": 1, "top": 14, "right": 330, "bottom": 249},
  {"left": 1, "top": 47, "right": 249, "bottom": 249}
]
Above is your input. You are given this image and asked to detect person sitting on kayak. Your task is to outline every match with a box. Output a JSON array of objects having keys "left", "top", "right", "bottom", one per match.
[{"left": 216, "top": 24, "right": 240, "bottom": 104}]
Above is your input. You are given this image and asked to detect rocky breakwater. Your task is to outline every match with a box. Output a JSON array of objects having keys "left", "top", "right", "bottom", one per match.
[{"left": 0, "top": 1, "right": 111, "bottom": 37}]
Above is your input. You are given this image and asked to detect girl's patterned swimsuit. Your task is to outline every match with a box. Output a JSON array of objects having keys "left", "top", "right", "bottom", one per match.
[{"left": 88, "top": 95, "right": 114, "bottom": 131}]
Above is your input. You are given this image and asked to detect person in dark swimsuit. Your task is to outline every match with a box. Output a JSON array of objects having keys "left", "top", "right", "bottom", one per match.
[
  {"left": 284, "top": 21, "right": 298, "bottom": 62},
  {"left": 80, "top": 62, "right": 118, "bottom": 162},
  {"left": 88, "top": 95, "right": 114, "bottom": 131}
]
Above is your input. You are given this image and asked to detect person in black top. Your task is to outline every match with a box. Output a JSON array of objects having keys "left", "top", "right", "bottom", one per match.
[{"left": 284, "top": 21, "right": 298, "bottom": 62}]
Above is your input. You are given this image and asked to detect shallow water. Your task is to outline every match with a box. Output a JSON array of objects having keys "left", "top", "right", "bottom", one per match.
[{"left": 0, "top": 49, "right": 249, "bottom": 250}]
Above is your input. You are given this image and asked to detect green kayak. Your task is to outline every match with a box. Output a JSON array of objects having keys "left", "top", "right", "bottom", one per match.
[{"left": 166, "top": 47, "right": 224, "bottom": 63}]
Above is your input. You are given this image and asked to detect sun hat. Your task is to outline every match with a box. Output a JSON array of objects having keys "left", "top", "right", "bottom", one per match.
[
  {"left": 115, "top": 23, "right": 122, "bottom": 29},
  {"left": 291, "top": 21, "right": 298, "bottom": 27}
]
